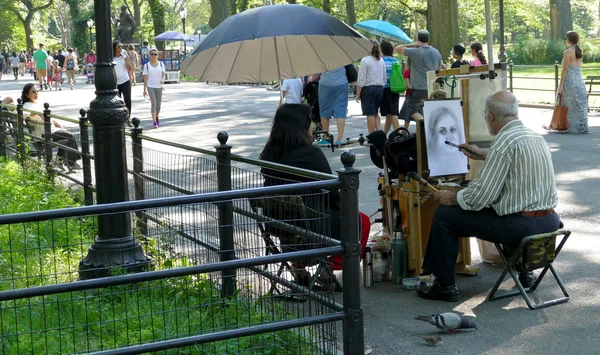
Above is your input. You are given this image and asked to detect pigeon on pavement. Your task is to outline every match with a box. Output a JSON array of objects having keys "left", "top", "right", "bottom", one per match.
[{"left": 415, "top": 312, "right": 477, "bottom": 333}]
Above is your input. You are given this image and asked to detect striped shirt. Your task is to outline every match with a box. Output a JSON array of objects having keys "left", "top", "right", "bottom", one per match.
[
  {"left": 457, "top": 120, "right": 557, "bottom": 216},
  {"left": 383, "top": 56, "right": 398, "bottom": 88}
]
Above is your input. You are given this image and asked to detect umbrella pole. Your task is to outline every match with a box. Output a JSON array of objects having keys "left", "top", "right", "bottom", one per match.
[
  {"left": 274, "top": 37, "right": 283, "bottom": 103},
  {"left": 484, "top": 0, "right": 495, "bottom": 80}
]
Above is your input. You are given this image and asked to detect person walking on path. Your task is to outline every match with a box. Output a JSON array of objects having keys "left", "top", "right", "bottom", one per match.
[
  {"left": 356, "top": 40, "right": 387, "bottom": 134},
  {"left": 52, "top": 60, "right": 62, "bottom": 91},
  {"left": 18, "top": 51, "right": 27, "bottom": 77},
  {"left": 557, "top": 31, "right": 589, "bottom": 134},
  {"left": 33, "top": 43, "right": 50, "bottom": 91},
  {"left": 127, "top": 44, "right": 139, "bottom": 86},
  {"left": 143, "top": 48, "right": 166, "bottom": 129},
  {"left": 10, "top": 53, "right": 19, "bottom": 80},
  {"left": 113, "top": 41, "right": 133, "bottom": 126},
  {"left": 317, "top": 66, "right": 349, "bottom": 146},
  {"left": 64, "top": 48, "right": 78, "bottom": 90},
  {"left": 380, "top": 41, "right": 401, "bottom": 134},
  {"left": 395, "top": 30, "right": 444, "bottom": 122},
  {"left": 281, "top": 78, "right": 303, "bottom": 104}
]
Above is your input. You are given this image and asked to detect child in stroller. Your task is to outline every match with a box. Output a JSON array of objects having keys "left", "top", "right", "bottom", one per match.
[{"left": 86, "top": 63, "right": 94, "bottom": 84}]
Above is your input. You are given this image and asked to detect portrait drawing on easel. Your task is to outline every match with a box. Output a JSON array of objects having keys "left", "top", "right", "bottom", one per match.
[{"left": 423, "top": 100, "right": 468, "bottom": 177}]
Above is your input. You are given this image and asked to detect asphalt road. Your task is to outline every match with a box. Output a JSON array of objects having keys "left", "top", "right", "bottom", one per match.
[{"left": 1, "top": 73, "right": 599, "bottom": 355}]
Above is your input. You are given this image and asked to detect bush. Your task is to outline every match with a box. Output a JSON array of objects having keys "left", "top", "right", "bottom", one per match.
[
  {"left": 508, "top": 38, "right": 600, "bottom": 65},
  {"left": 507, "top": 39, "right": 565, "bottom": 65}
]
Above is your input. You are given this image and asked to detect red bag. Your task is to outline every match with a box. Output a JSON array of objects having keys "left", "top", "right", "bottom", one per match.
[{"left": 549, "top": 94, "right": 569, "bottom": 131}]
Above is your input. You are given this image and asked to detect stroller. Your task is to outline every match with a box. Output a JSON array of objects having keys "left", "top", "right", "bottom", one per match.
[
  {"left": 86, "top": 64, "right": 94, "bottom": 84},
  {"left": 302, "top": 80, "right": 324, "bottom": 140}
]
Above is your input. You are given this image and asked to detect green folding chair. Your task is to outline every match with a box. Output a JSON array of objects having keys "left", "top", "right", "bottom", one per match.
[{"left": 487, "top": 229, "right": 571, "bottom": 310}]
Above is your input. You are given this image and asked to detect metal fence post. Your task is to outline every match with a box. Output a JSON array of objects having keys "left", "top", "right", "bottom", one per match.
[
  {"left": 131, "top": 117, "right": 147, "bottom": 236},
  {"left": 508, "top": 61, "right": 513, "bottom": 93},
  {"left": 554, "top": 60, "right": 559, "bottom": 93},
  {"left": 215, "top": 131, "right": 236, "bottom": 298},
  {"left": 43, "top": 103, "right": 53, "bottom": 176},
  {"left": 78, "top": 0, "right": 153, "bottom": 279},
  {"left": 79, "top": 109, "right": 93, "bottom": 206},
  {"left": 335, "top": 151, "right": 364, "bottom": 355},
  {"left": 16, "top": 98, "right": 25, "bottom": 165},
  {"left": 0, "top": 109, "right": 6, "bottom": 158}
]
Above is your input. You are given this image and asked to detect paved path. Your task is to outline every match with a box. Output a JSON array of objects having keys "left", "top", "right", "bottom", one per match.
[{"left": 2, "top": 74, "right": 599, "bottom": 354}]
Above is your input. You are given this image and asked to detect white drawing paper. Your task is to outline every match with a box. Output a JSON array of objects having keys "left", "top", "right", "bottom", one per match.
[{"left": 423, "top": 100, "right": 469, "bottom": 177}]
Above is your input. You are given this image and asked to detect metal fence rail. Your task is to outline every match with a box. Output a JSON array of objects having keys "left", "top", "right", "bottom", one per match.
[{"left": 0, "top": 170, "right": 362, "bottom": 354}]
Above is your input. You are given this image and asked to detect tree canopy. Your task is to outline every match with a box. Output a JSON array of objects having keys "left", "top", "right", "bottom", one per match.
[{"left": 0, "top": 0, "right": 597, "bottom": 57}]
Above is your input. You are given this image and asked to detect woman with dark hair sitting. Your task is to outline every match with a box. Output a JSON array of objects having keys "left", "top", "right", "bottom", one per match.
[
  {"left": 21, "top": 83, "right": 81, "bottom": 170},
  {"left": 260, "top": 104, "right": 370, "bottom": 287},
  {"left": 470, "top": 42, "right": 487, "bottom": 66}
]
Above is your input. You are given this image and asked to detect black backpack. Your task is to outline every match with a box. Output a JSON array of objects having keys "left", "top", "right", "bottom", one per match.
[
  {"left": 367, "top": 128, "right": 417, "bottom": 177},
  {"left": 302, "top": 80, "right": 320, "bottom": 123}
]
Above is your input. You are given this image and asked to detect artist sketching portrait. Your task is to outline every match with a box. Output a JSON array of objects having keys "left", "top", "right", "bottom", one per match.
[
  {"left": 423, "top": 100, "right": 468, "bottom": 177},
  {"left": 113, "top": 5, "right": 137, "bottom": 43}
]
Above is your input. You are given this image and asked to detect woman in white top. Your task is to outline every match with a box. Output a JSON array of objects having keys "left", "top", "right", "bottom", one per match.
[
  {"left": 143, "top": 48, "right": 166, "bottom": 128},
  {"left": 20, "top": 83, "right": 81, "bottom": 170},
  {"left": 113, "top": 41, "right": 133, "bottom": 126},
  {"left": 356, "top": 41, "right": 387, "bottom": 133}
]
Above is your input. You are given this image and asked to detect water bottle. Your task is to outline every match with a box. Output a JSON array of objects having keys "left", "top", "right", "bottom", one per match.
[
  {"left": 391, "top": 229, "right": 408, "bottom": 284},
  {"left": 363, "top": 247, "right": 373, "bottom": 287}
]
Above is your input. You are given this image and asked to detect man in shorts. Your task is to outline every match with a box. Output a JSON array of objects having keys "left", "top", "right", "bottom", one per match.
[
  {"left": 394, "top": 30, "right": 444, "bottom": 121},
  {"left": 33, "top": 43, "right": 50, "bottom": 91}
]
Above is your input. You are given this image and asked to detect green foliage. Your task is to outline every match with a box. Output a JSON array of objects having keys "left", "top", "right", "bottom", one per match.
[
  {"left": 507, "top": 39, "right": 565, "bottom": 65},
  {"left": 508, "top": 38, "right": 600, "bottom": 64}
]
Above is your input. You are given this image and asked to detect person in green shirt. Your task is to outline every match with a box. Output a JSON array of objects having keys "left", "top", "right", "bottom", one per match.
[{"left": 32, "top": 43, "right": 50, "bottom": 91}]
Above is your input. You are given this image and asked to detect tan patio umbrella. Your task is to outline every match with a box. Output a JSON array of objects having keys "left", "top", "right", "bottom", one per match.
[{"left": 180, "top": 4, "right": 373, "bottom": 84}]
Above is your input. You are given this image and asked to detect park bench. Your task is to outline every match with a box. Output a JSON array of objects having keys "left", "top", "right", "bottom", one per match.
[{"left": 585, "top": 76, "right": 600, "bottom": 109}]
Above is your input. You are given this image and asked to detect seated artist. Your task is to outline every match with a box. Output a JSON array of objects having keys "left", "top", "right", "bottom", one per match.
[
  {"left": 259, "top": 104, "right": 370, "bottom": 284},
  {"left": 418, "top": 90, "right": 561, "bottom": 302}
]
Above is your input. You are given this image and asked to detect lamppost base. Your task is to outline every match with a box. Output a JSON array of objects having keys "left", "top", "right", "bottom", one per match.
[{"left": 78, "top": 236, "right": 153, "bottom": 280}]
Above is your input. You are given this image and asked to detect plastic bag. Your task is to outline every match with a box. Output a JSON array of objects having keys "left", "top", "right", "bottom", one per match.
[
  {"left": 390, "top": 62, "right": 407, "bottom": 94},
  {"left": 368, "top": 230, "right": 392, "bottom": 252}
]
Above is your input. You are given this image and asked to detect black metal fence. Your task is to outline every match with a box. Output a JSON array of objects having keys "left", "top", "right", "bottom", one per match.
[{"left": 0, "top": 108, "right": 365, "bottom": 354}]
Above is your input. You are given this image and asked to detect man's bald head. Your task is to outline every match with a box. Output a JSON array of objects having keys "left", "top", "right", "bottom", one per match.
[
  {"left": 485, "top": 90, "right": 518, "bottom": 121},
  {"left": 484, "top": 90, "right": 519, "bottom": 134}
]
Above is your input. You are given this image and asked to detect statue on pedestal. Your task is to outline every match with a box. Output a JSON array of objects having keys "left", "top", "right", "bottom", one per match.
[{"left": 113, "top": 5, "right": 137, "bottom": 43}]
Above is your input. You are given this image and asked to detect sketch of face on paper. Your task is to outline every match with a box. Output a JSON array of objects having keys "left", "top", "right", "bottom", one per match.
[{"left": 423, "top": 100, "right": 468, "bottom": 177}]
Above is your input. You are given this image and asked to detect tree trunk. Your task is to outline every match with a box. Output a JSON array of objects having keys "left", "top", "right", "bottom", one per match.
[
  {"left": 12, "top": 0, "right": 54, "bottom": 52},
  {"left": 230, "top": 0, "right": 237, "bottom": 15},
  {"left": 64, "top": 0, "right": 90, "bottom": 52},
  {"left": 323, "top": 0, "right": 331, "bottom": 14},
  {"left": 25, "top": 19, "right": 33, "bottom": 51},
  {"left": 148, "top": 0, "right": 167, "bottom": 50},
  {"left": 209, "top": 0, "right": 229, "bottom": 29},
  {"left": 451, "top": 0, "right": 460, "bottom": 43},
  {"left": 345, "top": 0, "right": 356, "bottom": 26},
  {"left": 550, "top": 0, "right": 573, "bottom": 40},
  {"left": 426, "top": 0, "right": 453, "bottom": 54}
]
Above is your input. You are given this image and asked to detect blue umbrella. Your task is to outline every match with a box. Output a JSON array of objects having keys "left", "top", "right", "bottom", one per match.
[
  {"left": 355, "top": 20, "right": 412, "bottom": 44},
  {"left": 154, "top": 31, "right": 195, "bottom": 42}
]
